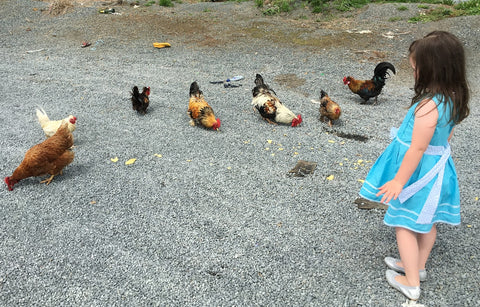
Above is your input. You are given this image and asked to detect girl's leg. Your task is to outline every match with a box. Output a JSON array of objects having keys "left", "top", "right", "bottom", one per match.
[
  {"left": 396, "top": 227, "right": 420, "bottom": 286},
  {"left": 418, "top": 224, "right": 437, "bottom": 270}
]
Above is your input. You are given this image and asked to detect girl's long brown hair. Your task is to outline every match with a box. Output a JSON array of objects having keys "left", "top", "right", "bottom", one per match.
[{"left": 409, "top": 31, "right": 470, "bottom": 124}]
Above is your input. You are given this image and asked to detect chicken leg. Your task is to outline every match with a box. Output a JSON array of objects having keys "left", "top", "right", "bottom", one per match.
[{"left": 40, "top": 175, "right": 55, "bottom": 185}]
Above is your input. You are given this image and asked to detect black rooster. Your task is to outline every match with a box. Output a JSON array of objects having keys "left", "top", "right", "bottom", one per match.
[{"left": 131, "top": 86, "right": 150, "bottom": 114}]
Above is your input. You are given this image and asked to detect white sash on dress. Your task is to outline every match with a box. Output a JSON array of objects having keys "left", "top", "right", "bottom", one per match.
[{"left": 395, "top": 136, "right": 451, "bottom": 224}]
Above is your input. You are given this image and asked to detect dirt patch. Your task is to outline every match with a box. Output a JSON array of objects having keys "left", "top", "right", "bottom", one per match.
[
  {"left": 38, "top": 1, "right": 404, "bottom": 50},
  {"left": 35, "top": 0, "right": 480, "bottom": 85},
  {"left": 274, "top": 74, "right": 306, "bottom": 89},
  {"left": 44, "top": 0, "right": 74, "bottom": 15}
]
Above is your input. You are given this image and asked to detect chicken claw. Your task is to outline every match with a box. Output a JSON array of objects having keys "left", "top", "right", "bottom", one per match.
[{"left": 40, "top": 175, "right": 55, "bottom": 185}]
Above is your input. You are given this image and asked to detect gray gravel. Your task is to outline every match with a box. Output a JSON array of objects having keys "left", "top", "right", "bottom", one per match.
[{"left": 1, "top": 1, "right": 479, "bottom": 306}]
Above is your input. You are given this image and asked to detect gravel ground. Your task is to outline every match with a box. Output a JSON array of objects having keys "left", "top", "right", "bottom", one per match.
[{"left": 0, "top": 0, "right": 479, "bottom": 306}]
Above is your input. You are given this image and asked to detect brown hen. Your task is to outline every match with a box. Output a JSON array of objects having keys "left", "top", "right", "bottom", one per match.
[{"left": 4, "top": 121, "right": 74, "bottom": 191}]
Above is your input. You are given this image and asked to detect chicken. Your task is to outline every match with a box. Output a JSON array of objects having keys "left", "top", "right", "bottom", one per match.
[
  {"left": 343, "top": 62, "right": 396, "bottom": 105},
  {"left": 251, "top": 74, "right": 302, "bottom": 127},
  {"left": 319, "top": 90, "right": 341, "bottom": 127},
  {"left": 131, "top": 86, "right": 150, "bottom": 115},
  {"left": 36, "top": 107, "right": 76, "bottom": 138},
  {"left": 4, "top": 121, "right": 75, "bottom": 191},
  {"left": 188, "top": 81, "right": 221, "bottom": 130}
]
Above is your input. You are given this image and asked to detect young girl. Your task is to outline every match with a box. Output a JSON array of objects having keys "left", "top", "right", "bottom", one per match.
[{"left": 359, "top": 31, "right": 470, "bottom": 300}]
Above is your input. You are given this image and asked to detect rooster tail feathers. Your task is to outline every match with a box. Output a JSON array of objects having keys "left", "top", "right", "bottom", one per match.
[
  {"left": 189, "top": 81, "right": 202, "bottom": 97},
  {"left": 132, "top": 86, "right": 140, "bottom": 97},
  {"left": 373, "top": 62, "right": 396, "bottom": 80},
  {"left": 320, "top": 90, "right": 328, "bottom": 99},
  {"left": 36, "top": 107, "right": 50, "bottom": 126},
  {"left": 254, "top": 74, "right": 265, "bottom": 87}
]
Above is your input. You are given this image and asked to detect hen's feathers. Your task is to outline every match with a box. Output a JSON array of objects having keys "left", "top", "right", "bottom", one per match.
[
  {"left": 319, "top": 90, "right": 341, "bottom": 127},
  {"left": 5, "top": 122, "right": 74, "bottom": 190}
]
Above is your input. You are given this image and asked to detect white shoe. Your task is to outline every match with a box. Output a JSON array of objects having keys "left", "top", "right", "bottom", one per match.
[
  {"left": 385, "top": 257, "right": 427, "bottom": 282},
  {"left": 386, "top": 269, "right": 421, "bottom": 300}
]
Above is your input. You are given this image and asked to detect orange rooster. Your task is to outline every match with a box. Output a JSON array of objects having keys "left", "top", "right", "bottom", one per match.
[
  {"left": 188, "top": 81, "right": 221, "bottom": 130},
  {"left": 318, "top": 90, "right": 341, "bottom": 127},
  {"left": 36, "top": 107, "right": 76, "bottom": 138},
  {"left": 343, "top": 62, "right": 396, "bottom": 105},
  {"left": 131, "top": 86, "right": 150, "bottom": 115},
  {"left": 4, "top": 121, "right": 75, "bottom": 191},
  {"left": 251, "top": 74, "right": 302, "bottom": 127}
]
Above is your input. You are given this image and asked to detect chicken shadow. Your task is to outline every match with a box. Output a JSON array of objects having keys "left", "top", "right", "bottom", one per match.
[{"left": 322, "top": 126, "right": 369, "bottom": 142}]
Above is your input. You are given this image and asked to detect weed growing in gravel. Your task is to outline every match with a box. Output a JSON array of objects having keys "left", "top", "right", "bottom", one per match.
[{"left": 388, "top": 16, "right": 403, "bottom": 21}]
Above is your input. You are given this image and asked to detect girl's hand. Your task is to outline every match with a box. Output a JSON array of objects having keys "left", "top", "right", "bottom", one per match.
[{"left": 376, "top": 180, "right": 404, "bottom": 204}]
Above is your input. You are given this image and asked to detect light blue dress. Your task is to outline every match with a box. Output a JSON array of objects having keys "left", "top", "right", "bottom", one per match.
[{"left": 359, "top": 95, "right": 460, "bottom": 233}]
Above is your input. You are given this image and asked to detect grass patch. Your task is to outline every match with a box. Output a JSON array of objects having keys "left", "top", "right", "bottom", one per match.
[
  {"left": 408, "top": 0, "right": 479, "bottom": 23},
  {"left": 408, "top": 6, "right": 453, "bottom": 22},
  {"left": 260, "top": 0, "right": 299, "bottom": 15},
  {"left": 333, "top": 0, "right": 370, "bottom": 12},
  {"left": 253, "top": 0, "right": 480, "bottom": 22},
  {"left": 455, "top": 0, "right": 480, "bottom": 15},
  {"left": 159, "top": 0, "right": 174, "bottom": 7}
]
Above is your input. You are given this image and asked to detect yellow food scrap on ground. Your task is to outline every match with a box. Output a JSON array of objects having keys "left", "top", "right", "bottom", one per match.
[
  {"left": 358, "top": 179, "right": 365, "bottom": 183},
  {"left": 278, "top": 148, "right": 284, "bottom": 151},
  {"left": 475, "top": 197, "right": 479, "bottom": 201},
  {"left": 154, "top": 154, "right": 163, "bottom": 158},
  {"left": 153, "top": 42, "right": 171, "bottom": 48},
  {"left": 110, "top": 157, "right": 119, "bottom": 163},
  {"left": 328, "top": 140, "right": 335, "bottom": 143},
  {"left": 467, "top": 225, "right": 472, "bottom": 228},
  {"left": 227, "top": 166, "right": 232, "bottom": 170},
  {"left": 125, "top": 158, "right": 136, "bottom": 165},
  {"left": 294, "top": 152, "right": 299, "bottom": 155},
  {"left": 267, "top": 140, "right": 273, "bottom": 144},
  {"left": 326, "top": 175, "right": 334, "bottom": 180}
]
